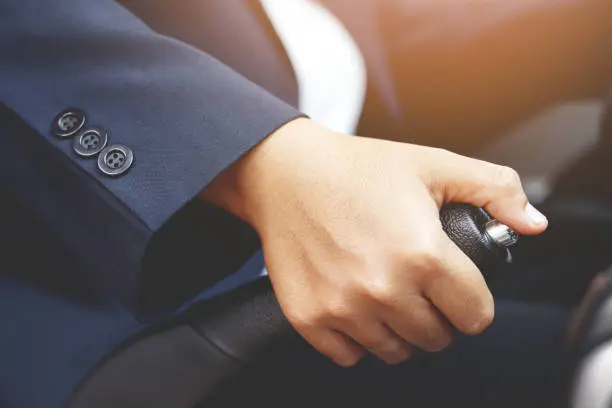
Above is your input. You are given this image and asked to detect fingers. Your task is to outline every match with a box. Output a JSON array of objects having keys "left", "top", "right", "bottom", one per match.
[
  {"left": 297, "top": 326, "right": 366, "bottom": 367},
  {"left": 476, "top": 165, "right": 547, "bottom": 235},
  {"left": 427, "top": 150, "right": 548, "bottom": 236},
  {"left": 290, "top": 302, "right": 413, "bottom": 365},
  {"left": 335, "top": 318, "right": 413, "bottom": 364},
  {"left": 383, "top": 296, "right": 454, "bottom": 352},
  {"left": 423, "top": 234, "right": 495, "bottom": 335}
]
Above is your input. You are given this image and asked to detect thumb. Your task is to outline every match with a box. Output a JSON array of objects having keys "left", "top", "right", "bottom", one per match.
[{"left": 426, "top": 151, "right": 548, "bottom": 236}]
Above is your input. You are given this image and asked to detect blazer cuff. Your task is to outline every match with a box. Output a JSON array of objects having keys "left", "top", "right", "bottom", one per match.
[{"left": 0, "top": 103, "right": 301, "bottom": 316}]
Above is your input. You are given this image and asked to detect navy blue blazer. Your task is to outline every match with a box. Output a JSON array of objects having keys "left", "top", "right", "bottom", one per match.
[{"left": 0, "top": 1, "right": 301, "bottom": 406}]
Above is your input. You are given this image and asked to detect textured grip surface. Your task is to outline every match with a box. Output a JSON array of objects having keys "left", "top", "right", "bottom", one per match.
[
  {"left": 191, "top": 203, "right": 512, "bottom": 364},
  {"left": 439, "top": 203, "right": 511, "bottom": 278}
]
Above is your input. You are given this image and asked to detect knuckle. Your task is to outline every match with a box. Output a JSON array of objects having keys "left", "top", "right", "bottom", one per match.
[
  {"left": 407, "top": 314, "right": 455, "bottom": 352},
  {"left": 424, "top": 333, "right": 453, "bottom": 352},
  {"left": 366, "top": 278, "right": 397, "bottom": 305},
  {"left": 366, "top": 336, "right": 393, "bottom": 351},
  {"left": 407, "top": 243, "right": 443, "bottom": 269},
  {"left": 325, "top": 297, "right": 354, "bottom": 321},
  {"left": 285, "top": 308, "right": 321, "bottom": 331},
  {"left": 412, "top": 251, "right": 440, "bottom": 270},
  {"left": 382, "top": 353, "right": 410, "bottom": 365},
  {"left": 494, "top": 165, "right": 522, "bottom": 193},
  {"left": 462, "top": 303, "right": 495, "bottom": 335},
  {"left": 373, "top": 341, "right": 411, "bottom": 364},
  {"left": 395, "top": 352, "right": 412, "bottom": 364},
  {"left": 405, "top": 247, "right": 446, "bottom": 282},
  {"left": 369, "top": 342, "right": 397, "bottom": 356},
  {"left": 336, "top": 352, "right": 362, "bottom": 367}
]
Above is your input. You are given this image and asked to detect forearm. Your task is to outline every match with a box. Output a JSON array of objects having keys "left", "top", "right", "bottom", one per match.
[{"left": 200, "top": 117, "right": 313, "bottom": 230}]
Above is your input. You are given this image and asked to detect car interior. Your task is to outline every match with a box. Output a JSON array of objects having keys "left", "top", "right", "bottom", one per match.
[
  {"left": 27, "top": 1, "right": 608, "bottom": 406},
  {"left": 60, "top": 83, "right": 612, "bottom": 407},
  {"left": 482, "top": 95, "right": 612, "bottom": 408}
]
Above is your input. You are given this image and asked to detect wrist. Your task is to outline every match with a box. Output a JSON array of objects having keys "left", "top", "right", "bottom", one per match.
[{"left": 199, "top": 117, "right": 317, "bottom": 228}]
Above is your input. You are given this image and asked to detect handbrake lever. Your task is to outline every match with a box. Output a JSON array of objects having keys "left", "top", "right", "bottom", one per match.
[
  {"left": 68, "top": 204, "right": 519, "bottom": 407},
  {"left": 189, "top": 203, "right": 518, "bottom": 365}
]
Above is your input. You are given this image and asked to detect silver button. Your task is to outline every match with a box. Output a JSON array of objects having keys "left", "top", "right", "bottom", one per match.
[
  {"left": 73, "top": 126, "right": 108, "bottom": 158},
  {"left": 485, "top": 220, "right": 519, "bottom": 248},
  {"left": 52, "top": 108, "right": 86, "bottom": 138},
  {"left": 97, "top": 144, "right": 134, "bottom": 177}
]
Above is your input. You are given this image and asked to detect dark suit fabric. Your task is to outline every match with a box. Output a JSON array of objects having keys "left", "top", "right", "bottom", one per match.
[
  {"left": 0, "top": 1, "right": 299, "bottom": 407},
  {"left": 0, "top": 0, "right": 300, "bottom": 314}
]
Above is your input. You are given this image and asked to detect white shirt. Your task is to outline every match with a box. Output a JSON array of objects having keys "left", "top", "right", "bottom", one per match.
[{"left": 259, "top": 0, "right": 367, "bottom": 135}]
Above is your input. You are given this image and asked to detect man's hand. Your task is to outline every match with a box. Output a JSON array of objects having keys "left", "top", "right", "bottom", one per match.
[{"left": 201, "top": 118, "right": 548, "bottom": 367}]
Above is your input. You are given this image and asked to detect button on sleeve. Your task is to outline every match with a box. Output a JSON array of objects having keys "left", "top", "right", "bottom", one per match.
[
  {"left": 97, "top": 144, "right": 134, "bottom": 177},
  {"left": 51, "top": 108, "right": 86, "bottom": 138},
  {"left": 73, "top": 126, "right": 108, "bottom": 158}
]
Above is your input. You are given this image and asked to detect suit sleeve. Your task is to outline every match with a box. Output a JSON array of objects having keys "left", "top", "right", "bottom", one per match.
[{"left": 0, "top": 0, "right": 302, "bottom": 315}]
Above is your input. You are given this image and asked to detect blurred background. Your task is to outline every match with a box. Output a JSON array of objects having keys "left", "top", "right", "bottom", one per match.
[{"left": 481, "top": 100, "right": 604, "bottom": 205}]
